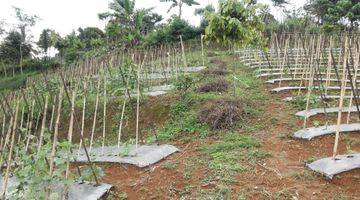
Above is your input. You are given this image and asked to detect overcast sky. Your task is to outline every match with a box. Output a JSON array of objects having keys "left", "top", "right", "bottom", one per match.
[{"left": 0, "top": 0, "right": 306, "bottom": 40}]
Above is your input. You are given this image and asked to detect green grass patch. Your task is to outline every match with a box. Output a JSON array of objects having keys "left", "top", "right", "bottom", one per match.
[
  {"left": 201, "top": 133, "right": 269, "bottom": 182},
  {"left": 150, "top": 94, "right": 209, "bottom": 142}
]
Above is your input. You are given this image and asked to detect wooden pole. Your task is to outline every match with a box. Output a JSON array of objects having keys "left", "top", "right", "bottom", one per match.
[
  {"left": 25, "top": 99, "right": 35, "bottom": 151},
  {"left": 49, "top": 87, "right": 64, "bottom": 175},
  {"left": 180, "top": 35, "right": 188, "bottom": 69},
  {"left": 135, "top": 55, "right": 146, "bottom": 150},
  {"left": 65, "top": 87, "right": 77, "bottom": 179},
  {"left": 333, "top": 36, "right": 348, "bottom": 159},
  {"left": 37, "top": 95, "right": 49, "bottom": 153},
  {"left": 0, "top": 116, "right": 5, "bottom": 150},
  {"left": 101, "top": 74, "right": 107, "bottom": 155},
  {"left": 78, "top": 81, "right": 87, "bottom": 153},
  {"left": 117, "top": 78, "right": 129, "bottom": 148},
  {"left": 201, "top": 34, "right": 205, "bottom": 67},
  {"left": 89, "top": 79, "right": 101, "bottom": 152},
  {"left": 303, "top": 37, "right": 315, "bottom": 128},
  {"left": 49, "top": 102, "right": 56, "bottom": 131},
  {"left": 346, "top": 46, "right": 359, "bottom": 123},
  {"left": 1, "top": 99, "right": 19, "bottom": 198}
]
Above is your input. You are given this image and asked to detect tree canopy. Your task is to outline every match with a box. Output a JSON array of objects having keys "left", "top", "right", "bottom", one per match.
[
  {"left": 0, "top": 30, "right": 31, "bottom": 64},
  {"left": 304, "top": 0, "right": 360, "bottom": 30}
]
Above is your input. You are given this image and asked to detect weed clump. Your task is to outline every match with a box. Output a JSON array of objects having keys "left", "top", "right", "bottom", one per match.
[
  {"left": 197, "top": 79, "right": 229, "bottom": 93},
  {"left": 198, "top": 98, "right": 252, "bottom": 130}
]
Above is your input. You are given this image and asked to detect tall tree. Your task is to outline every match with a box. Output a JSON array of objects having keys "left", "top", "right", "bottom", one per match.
[
  {"left": 37, "top": 29, "right": 52, "bottom": 59},
  {"left": 0, "top": 20, "right": 6, "bottom": 37},
  {"left": 99, "top": 0, "right": 160, "bottom": 47},
  {"left": 78, "top": 27, "right": 105, "bottom": 50},
  {"left": 0, "top": 31, "right": 31, "bottom": 76},
  {"left": 160, "top": 0, "right": 200, "bottom": 19},
  {"left": 13, "top": 7, "right": 38, "bottom": 74},
  {"left": 195, "top": 4, "right": 215, "bottom": 32}
]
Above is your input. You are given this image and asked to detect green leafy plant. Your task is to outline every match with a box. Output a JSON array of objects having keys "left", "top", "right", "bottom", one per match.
[
  {"left": 11, "top": 141, "right": 75, "bottom": 199},
  {"left": 204, "top": 0, "right": 265, "bottom": 48}
]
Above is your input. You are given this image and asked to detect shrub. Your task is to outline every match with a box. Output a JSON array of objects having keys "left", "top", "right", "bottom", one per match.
[
  {"left": 198, "top": 98, "right": 252, "bottom": 130},
  {"left": 202, "top": 68, "right": 228, "bottom": 76},
  {"left": 197, "top": 79, "right": 229, "bottom": 93}
]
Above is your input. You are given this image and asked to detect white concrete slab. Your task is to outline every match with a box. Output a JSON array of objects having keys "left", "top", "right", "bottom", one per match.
[
  {"left": 284, "top": 95, "right": 354, "bottom": 102},
  {"left": 296, "top": 106, "right": 359, "bottom": 118},
  {"left": 266, "top": 78, "right": 360, "bottom": 84},
  {"left": 74, "top": 144, "right": 179, "bottom": 168},
  {"left": 0, "top": 176, "right": 112, "bottom": 200},
  {"left": 272, "top": 86, "right": 353, "bottom": 93},
  {"left": 307, "top": 154, "right": 360, "bottom": 179},
  {"left": 293, "top": 123, "right": 360, "bottom": 140}
]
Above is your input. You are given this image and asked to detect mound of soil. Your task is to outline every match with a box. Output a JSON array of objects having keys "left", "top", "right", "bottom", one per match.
[
  {"left": 197, "top": 79, "right": 229, "bottom": 93},
  {"left": 198, "top": 98, "right": 251, "bottom": 130}
]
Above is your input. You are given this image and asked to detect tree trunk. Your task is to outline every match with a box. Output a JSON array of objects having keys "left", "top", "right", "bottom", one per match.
[
  {"left": 19, "top": 43, "right": 23, "bottom": 74},
  {"left": 179, "top": 1, "right": 183, "bottom": 19}
]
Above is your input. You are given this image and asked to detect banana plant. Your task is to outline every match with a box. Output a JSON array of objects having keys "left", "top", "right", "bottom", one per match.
[{"left": 160, "top": 0, "right": 200, "bottom": 19}]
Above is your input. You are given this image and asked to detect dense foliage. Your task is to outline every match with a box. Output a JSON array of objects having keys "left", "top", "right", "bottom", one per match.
[{"left": 204, "top": 0, "right": 265, "bottom": 47}]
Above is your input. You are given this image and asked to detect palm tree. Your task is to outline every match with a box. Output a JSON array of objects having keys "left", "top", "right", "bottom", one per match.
[{"left": 160, "top": 0, "right": 200, "bottom": 19}]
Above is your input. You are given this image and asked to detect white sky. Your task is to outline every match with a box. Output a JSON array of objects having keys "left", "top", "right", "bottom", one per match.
[{"left": 0, "top": 0, "right": 306, "bottom": 40}]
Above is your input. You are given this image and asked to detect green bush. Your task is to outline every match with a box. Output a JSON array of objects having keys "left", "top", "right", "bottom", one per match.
[{"left": 144, "top": 16, "right": 201, "bottom": 46}]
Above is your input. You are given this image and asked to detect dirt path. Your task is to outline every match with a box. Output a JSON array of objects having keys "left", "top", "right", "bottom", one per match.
[{"left": 238, "top": 73, "right": 360, "bottom": 199}]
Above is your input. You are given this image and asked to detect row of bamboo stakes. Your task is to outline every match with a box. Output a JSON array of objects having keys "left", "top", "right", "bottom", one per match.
[
  {"left": 0, "top": 35, "right": 207, "bottom": 197},
  {"left": 239, "top": 33, "right": 360, "bottom": 160}
]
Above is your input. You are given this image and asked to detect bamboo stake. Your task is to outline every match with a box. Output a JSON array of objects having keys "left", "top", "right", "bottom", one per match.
[
  {"left": 49, "top": 87, "right": 64, "bottom": 175},
  {"left": 278, "top": 37, "right": 289, "bottom": 87},
  {"left": 78, "top": 81, "right": 87, "bottom": 153},
  {"left": 180, "top": 35, "right": 188, "bottom": 69},
  {"left": 37, "top": 95, "right": 49, "bottom": 154},
  {"left": 303, "top": 37, "right": 316, "bottom": 128},
  {"left": 135, "top": 55, "right": 146, "bottom": 150},
  {"left": 0, "top": 116, "right": 5, "bottom": 149},
  {"left": 65, "top": 87, "right": 77, "bottom": 179},
  {"left": 2, "top": 115, "right": 13, "bottom": 152},
  {"left": 25, "top": 99, "right": 35, "bottom": 151},
  {"left": 333, "top": 36, "right": 348, "bottom": 159},
  {"left": 1, "top": 99, "right": 19, "bottom": 199},
  {"left": 346, "top": 46, "right": 360, "bottom": 123},
  {"left": 18, "top": 105, "right": 25, "bottom": 142},
  {"left": 201, "top": 34, "right": 205, "bottom": 67},
  {"left": 117, "top": 78, "right": 130, "bottom": 148},
  {"left": 101, "top": 74, "right": 107, "bottom": 155},
  {"left": 89, "top": 79, "right": 101, "bottom": 152},
  {"left": 325, "top": 37, "right": 333, "bottom": 95}
]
